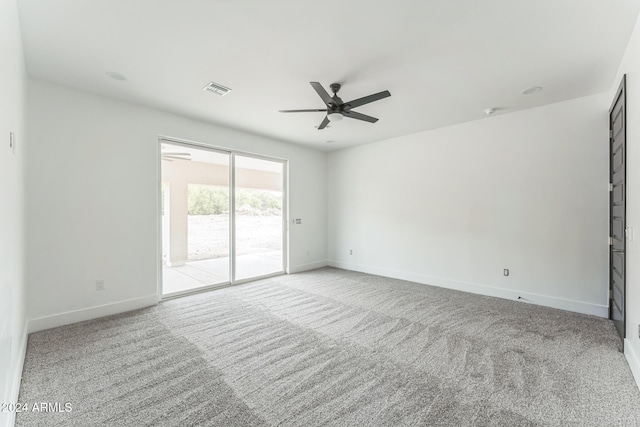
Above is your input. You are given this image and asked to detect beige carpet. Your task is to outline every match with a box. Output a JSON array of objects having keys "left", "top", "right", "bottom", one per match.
[{"left": 17, "top": 268, "right": 640, "bottom": 426}]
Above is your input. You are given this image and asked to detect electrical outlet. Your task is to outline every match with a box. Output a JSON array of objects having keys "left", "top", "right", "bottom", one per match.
[
  {"left": 96, "top": 280, "right": 105, "bottom": 291},
  {"left": 9, "top": 132, "right": 15, "bottom": 154},
  {"left": 638, "top": 324, "right": 640, "bottom": 339},
  {"left": 349, "top": 249, "right": 353, "bottom": 255},
  {"left": 503, "top": 269, "right": 509, "bottom": 277}
]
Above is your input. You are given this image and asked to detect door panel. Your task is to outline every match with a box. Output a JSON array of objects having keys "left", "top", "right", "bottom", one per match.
[
  {"left": 161, "top": 143, "right": 231, "bottom": 295},
  {"left": 233, "top": 155, "right": 285, "bottom": 281},
  {"left": 609, "top": 75, "right": 626, "bottom": 342}
]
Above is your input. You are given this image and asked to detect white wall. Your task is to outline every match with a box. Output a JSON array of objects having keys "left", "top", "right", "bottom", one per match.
[
  {"left": 611, "top": 12, "right": 640, "bottom": 390},
  {"left": 328, "top": 93, "right": 609, "bottom": 317},
  {"left": 26, "top": 79, "right": 327, "bottom": 331},
  {"left": 0, "top": 0, "right": 28, "bottom": 425}
]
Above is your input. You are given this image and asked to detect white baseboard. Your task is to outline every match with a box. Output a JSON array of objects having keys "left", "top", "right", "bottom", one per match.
[
  {"left": 625, "top": 339, "right": 640, "bottom": 392},
  {"left": 328, "top": 260, "right": 608, "bottom": 318},
  {"left": 4, "top": 322, "right": 28, "bottom": 427},
  {"left": 289, "top": 260, "right": 328, "bottom": 274},
  {"left": 27, "top": 294, "right": 159, "bottom": 333}
]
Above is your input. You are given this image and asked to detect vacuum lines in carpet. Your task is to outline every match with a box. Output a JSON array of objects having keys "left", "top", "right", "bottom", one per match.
[{"left": 16, "top": 268, "right": 640, "bottom": 426}]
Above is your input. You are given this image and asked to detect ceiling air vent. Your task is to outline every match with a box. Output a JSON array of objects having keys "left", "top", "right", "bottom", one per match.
[{"left": 203, "top": 81, "right": 231, "bottom": 96}]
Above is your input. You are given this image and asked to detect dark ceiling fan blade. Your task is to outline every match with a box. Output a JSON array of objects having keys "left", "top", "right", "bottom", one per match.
[
  {"left": 310, "top": 82, "right": 334, "bottom": 106},
  {"left": 161, "top": 153, "right": 191, "bottom": 162},
  {"left": 279, "top": 109, "right": 326, "bottom": 113},
  {"left": 342, "top": 110, "right": 378, "bottom": 123},
  {"left": 343, "top": 90, "right": 391, "bottom": 109},
  {"left": 161, "top": 152, "right": 191, "bottom": 156},
  {"left": 162, "top": 155, "right": 191, "bottom": 161},
  {"left": 317, "top": 116, "right": 330, "bottom": 130}
]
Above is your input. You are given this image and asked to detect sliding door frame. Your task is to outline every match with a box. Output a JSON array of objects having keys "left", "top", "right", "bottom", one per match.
[{"left": 157, "top": 136, "right": 288, "bottom": 299}]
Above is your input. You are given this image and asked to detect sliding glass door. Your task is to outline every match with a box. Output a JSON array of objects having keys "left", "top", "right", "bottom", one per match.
[
  {"left": 234, "top": 155, "right": 285, "bottom": 281},
  {"left": 160, "top": 140, "right": 286, "bottom": 296},
  {"left": 161, "top": 144, "right": 231, "bottom": 294}
]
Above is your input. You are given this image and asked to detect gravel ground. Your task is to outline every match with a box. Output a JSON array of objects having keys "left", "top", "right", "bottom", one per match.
[{"left": 187, "top": 214, "right": 282, "bottom": 260}]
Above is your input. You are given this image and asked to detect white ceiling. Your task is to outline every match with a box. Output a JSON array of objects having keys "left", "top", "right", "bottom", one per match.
[{"left": 17, "top": 0, "right": 640, "bottom": 151}]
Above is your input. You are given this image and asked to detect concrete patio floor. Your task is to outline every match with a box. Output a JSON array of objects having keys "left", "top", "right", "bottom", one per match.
[{"left": 162, "top": 250, "right": 283, "bottom": 295}]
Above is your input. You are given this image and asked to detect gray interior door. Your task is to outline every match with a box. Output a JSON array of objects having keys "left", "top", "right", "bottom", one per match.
[{"left": 609, "top": 75, "right": 626, "bottom": 343}]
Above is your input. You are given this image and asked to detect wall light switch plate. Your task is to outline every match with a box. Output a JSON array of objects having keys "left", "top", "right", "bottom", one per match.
[{"left": 626, "top": 227, "right": 634, "bottom": 241}]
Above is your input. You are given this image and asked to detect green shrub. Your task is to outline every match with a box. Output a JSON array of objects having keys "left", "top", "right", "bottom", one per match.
[
  {"left": 188, "top": 185, "right": 281, "bottom": 215},
  {"left": 188, "top": 185, "right": 229, "bottom": 215}
]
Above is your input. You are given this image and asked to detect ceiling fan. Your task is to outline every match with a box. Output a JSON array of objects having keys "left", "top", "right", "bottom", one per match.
[
  {"left": 279, "top": 82, "right": 391, "bottom": 130},
  {"left": 161, "top": 148, "right": 191, "bottom": 162}
]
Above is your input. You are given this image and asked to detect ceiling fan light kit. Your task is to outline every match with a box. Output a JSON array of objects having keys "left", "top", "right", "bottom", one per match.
[
  {"left": 280, "top": 82, "right": 391, "bottom": 130},
  {"left": 327, "top": 112, "right": 343, "bottom": 122}
]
